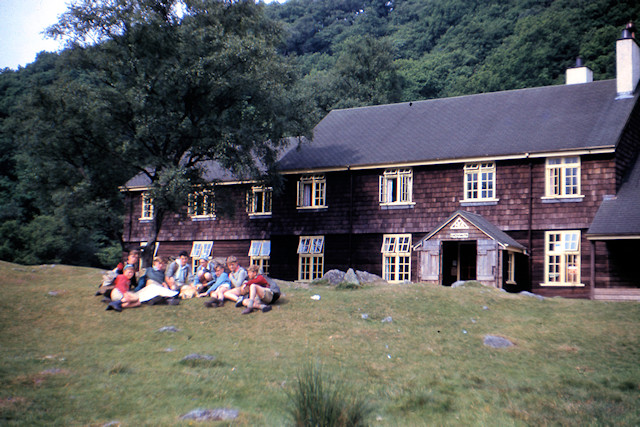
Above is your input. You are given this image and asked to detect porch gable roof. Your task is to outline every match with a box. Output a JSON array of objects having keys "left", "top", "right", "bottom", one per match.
[{"left": 414, "top": 210, "right": 528, "bottom": 254}]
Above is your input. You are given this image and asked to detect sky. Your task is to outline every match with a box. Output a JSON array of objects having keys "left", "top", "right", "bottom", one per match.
[{"left": 0, "top": 0, "right": 285, "bottom": 70}]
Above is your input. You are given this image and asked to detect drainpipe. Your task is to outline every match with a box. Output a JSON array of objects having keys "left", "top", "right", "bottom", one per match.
[
  {"left": 590, "top": 240, "right": 596, "bottom": 299},
  {"left": 348, "top": 166, "right": 353, "bottom": 268},
  {"left": 528, "top": 158, "right": 534, "bottom": 290}
]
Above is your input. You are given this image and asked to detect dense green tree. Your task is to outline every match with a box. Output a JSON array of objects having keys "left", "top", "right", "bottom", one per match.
[{"left": 42, "top": 0, "right": 312, "bottom": 266}]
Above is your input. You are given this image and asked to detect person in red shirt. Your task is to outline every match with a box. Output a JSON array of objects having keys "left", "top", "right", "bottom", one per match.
[
  {"left": 107, "top": 265, "right": 141, "bottom": 312},
  {"left": 235, "top": 265, "right": 280, "bottom": 314}
]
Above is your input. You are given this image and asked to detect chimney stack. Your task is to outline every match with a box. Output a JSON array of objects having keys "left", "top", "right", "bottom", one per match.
[
  {"left": 566, "top": 57, "right": 593, "bottom": 85},
  {"left": 617, "top": 21, "right": 640, "bottom": 98}
]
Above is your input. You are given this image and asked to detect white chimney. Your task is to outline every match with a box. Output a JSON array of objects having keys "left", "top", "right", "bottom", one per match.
[
  {"left": 617, "top": 22, "right": 640, "bottom": 98},
  {"left": 566, "top": 57, "right": 593, "bottom": 85}
]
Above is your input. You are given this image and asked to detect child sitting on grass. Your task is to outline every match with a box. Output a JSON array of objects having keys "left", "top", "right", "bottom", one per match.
[
  {"left": 226, "top": 265, "right": 280, "bottom": 314},
  {"left": 106, "top": 264, "right": 141, "bottom": 312}
]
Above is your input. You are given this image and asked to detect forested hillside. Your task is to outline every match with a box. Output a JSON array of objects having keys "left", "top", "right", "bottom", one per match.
[
  {"left": 266, "top": 0, "right": 640, "bottom": 119},
  {"left": 1, "top": 0, "right": 639, "bottom": 267}
]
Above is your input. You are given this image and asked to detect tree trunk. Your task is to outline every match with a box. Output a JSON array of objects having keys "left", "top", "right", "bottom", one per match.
[{"left": 141, "top": 207, "right": 165, "bottom": 268}]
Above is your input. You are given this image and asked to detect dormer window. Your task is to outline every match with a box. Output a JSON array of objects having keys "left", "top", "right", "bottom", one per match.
[
  {"left": 297, "top": 175, "right": 327, "bottom": 209},
  {"left": 379, "top": 168, "right": 413, "bottom": 206}
]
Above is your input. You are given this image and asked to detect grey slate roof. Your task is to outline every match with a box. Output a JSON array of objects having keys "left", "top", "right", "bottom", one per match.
[
  {"left": 278, "top": 80, "right": 638, "bottom": 170},
  {"left": 587, "top": 155, "right": 640, "bottom": 237},
  {"left": 415, "top": 210, "right": 528, "bottom": 253}
]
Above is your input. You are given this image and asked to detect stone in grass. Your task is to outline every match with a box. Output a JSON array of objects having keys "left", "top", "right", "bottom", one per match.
[
  {"left": 519, "top": 291, "right": 545, "bottom": 301},
  {"left": 343, "top": 268, "right": 360, "bottom": 286},
  {"left": 158, "top": 326, "right": 180, "bottom": 333},
  {"left": 483, "top": 335, "right": 514, "bottom": 348},
  {"left": 180, "top": 408, "right": 239, "bottom": 421},
  {"left": 321, "top": 269, "right": 345, "bottom": 285},
  {"left": 181, "top": 353, "right": 216, "bottom": 362},
  {"left": 381, "top": 316, "right": 393, "bottom": 323}
]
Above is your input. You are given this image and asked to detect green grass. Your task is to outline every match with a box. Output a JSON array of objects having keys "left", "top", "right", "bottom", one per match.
[{"left": 1, "top": 260, "right": 639, "bottom": 426}]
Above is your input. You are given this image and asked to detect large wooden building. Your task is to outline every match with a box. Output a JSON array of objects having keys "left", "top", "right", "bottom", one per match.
[{"left": 122, "top": 29, "right": 640, "bottom": 299}]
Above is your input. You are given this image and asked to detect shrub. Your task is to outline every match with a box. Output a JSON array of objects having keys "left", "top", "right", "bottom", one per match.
[{"left": 287, "top": 363, "right": 371, "bottom": 427}]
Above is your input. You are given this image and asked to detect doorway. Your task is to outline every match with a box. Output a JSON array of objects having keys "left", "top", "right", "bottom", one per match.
[{"left": 442, "top": 241, "right": 477, "bottom": 286}]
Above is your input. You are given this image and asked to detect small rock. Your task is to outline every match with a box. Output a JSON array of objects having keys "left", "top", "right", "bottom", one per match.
[
  {"left": 310, "top": 294, "right": 321, "bottom": 300},
  {"left": 451, "top": 280, "right": 466, "bottom": 288},
  {"left": 180, "top": 408, "right": 239, "bottom": 421},
  {"left": 48, "top": 291, "right": 58, "bottom": 296},
  {"left": 361, "top": 313, "right": 369, "bottom": 320},
  {"left": 519, "top": 291, "right": 545, "bottom": 301},
  {"left": 158, "top": 326, "right": 180, "bottom": 333},
  {"left": 381, "top": 316, "right": 393, "bottom": 323},
  {"left": 482, "top": 306, "right": 489, "bottom": 310},
  {"left": 182, "top": 354, "right": 216, "bottom": 362},
  {"left": 483, "top": 335, "right": 514, "bottom": 348}
]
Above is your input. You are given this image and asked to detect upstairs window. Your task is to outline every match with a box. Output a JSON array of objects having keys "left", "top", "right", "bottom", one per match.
[
  {"left": 464, "top": 163, "right": 496, "bottom": 201},
  {"left": 247, "top": 186, "right": 273, "bottom": 216},
  {"left": 544, "top": 230, "right": 581, "bottom": 286},
  {"left": 298, "top": 236, "right": 324, "bottom": 281},
  {"left": 249, "top": 240, "right": 271, "bottom": 274},
  {"left": 140, "top": 192, "right": 154, "bottom": 220},
  {"left": 188, "top": 188, "right": 215, "bottom": 218},
  {"left": 545, "top": 157, "right": 580, "bottom": 198},
  {"left": 381, "top": 234, "right": 411, "bottom": 283},
  {"left": 297, "top": 175, "right": 327, "bottom": 209},
  {"left": 379, "top": 168, "right": 413, "bottom": 206}
]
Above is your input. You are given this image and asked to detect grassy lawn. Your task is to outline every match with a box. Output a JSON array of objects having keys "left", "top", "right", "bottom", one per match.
[{"left": 1, "top": 260, "right": 639, "bottom": 426}]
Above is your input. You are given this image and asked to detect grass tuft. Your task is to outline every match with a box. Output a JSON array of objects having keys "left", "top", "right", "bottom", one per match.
[{"left": 286, "top": 363, "right": 372, "bottom": 427}]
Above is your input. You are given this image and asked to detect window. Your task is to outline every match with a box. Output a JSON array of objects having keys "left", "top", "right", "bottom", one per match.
[
  {"left": 381, "top": 234, "right": 411, "bottom": 283},
  {"left": 506, "top": 252, "right": 516, "bottom": 285},
  {"left": 298, "top": 236, "right": 324, "bottom": 281},
  {"left": 544, "top": 231, "right": 581, "bottom": 286},
  {"left": 545, "top": 157, "right": 580, "bottom": 198},
  {"left": 249, "top": 240, "right": 271, "bottom": 274},
  {"left": 464, "top": 163, "right": 496, "bottom": 201},
  {"left": 297, "top": 175, "right": 327, "bottom": 209},
  {"left": 188, "top": 188, "right": 215, "bottom": 218},
  {"left": 140, "top": 192, "right": 154, "bottom": 220},
  {"left": 190, "top": 241, "right": 213, "bottom": 273},
  {"left": 379, "top": 168, "right": 413, "bottom": 206},
  {"left": 247, "top": 186, "right": 273, "bottom": 216}
]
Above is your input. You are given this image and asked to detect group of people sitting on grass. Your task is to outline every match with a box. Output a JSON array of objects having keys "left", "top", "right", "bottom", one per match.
[{"left": 97, "top": 249, "right": 280, "bottom": 315}]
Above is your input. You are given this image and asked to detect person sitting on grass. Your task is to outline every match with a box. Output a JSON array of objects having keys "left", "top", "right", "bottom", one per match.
[
  {"left": 193, "top": 257, "right": 213, "bottom": 293},
  {"left": 219, "top": 255, "right": 247, "bottom": 305},
  {"left": 97, "top": 249, "right": 140, "bottom": 297},
  {"left": 132, "top": 256, "right": 179, "bottom": 305},
  {"left": 106, "top": 264, "right": 141, "bottom": 312},
  {"left": 200, "top": 262, "right": 232, "bottom": 307},
  {"left": 226, "top": 265, "right": 280, "bottom": 314},
  {"left": 165, "top": 251, "right": 193, "bottom": 291}
]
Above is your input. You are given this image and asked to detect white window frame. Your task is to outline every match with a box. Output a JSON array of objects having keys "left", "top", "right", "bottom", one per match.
[
  {"left": 379, "top": 168, "right": 414, "bottom": 206},
  {"left": 298, "top": 236, "right": 324, "bottom": 281},
  {"left": 190, "top": 241, "right": 213, "bottom": 273},
  {"left": 506, "top": 252, "right": 516, "bottom": 285},
  {"left": 249, "top": 240, "right": 271, "bottom": 274},
  {"left": 297, "top": 175, "right": 327, "bottom": 209},
  {"left": 544, "top": 157, "right": 581, "bottom": 199},
  {"left": 381, "top": 234, "right": 411, "bottom": 283},
  {"left": 464, "top": 163, "right": 497, "bottom": 201},
  {"left": 543, "top": 230, "right": 582, "bottom": 286},
  {"left": 247, "top": 186, "right": 273, "bottom": 216},
  {"left": 140, "top": 192, "right": 154, "bottom": 220},
  {"left": 188, "top": 188, "right": 216, "bottom": 219}
]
